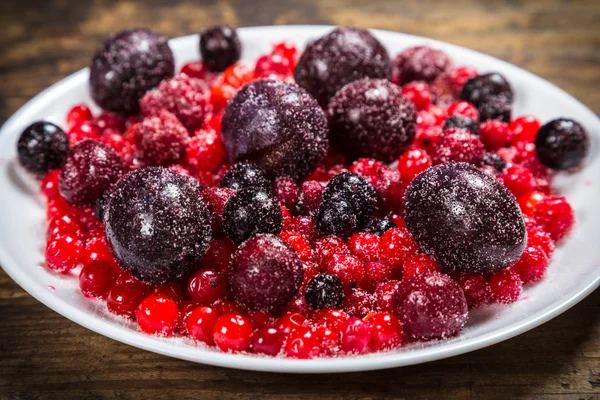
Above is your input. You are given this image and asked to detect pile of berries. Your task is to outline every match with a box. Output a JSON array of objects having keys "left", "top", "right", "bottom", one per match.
[{"left": 17, "top": 25, "right": 589, "bottom": 358}]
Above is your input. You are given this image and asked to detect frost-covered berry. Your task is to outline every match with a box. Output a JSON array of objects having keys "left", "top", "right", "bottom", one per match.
[
  {"left": 305, "top": 273, "right": 344, "bottom": 310},
  {"left": 17, "top": 121, "right": 69, "bottom": 176},
  {"left": 200, "top": 25, "right": 241, "bottom": 72},
  {"left": 535, "top": 118, "right": 589, "bottom": 170},
  {"left": 133, "top": 110, "right": 189, "bottom": 166},
  {"left": 394, "top": 46, "right": 451, "bottom": 84}
]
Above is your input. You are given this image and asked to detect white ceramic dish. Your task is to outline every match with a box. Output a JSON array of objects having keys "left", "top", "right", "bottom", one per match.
[{"left": 0, "top": 25, "right": 599, "bottom": 374}]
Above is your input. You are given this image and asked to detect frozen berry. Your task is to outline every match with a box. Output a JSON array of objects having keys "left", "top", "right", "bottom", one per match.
[
  {"left": 104, "top": 167, "right": 211, "bottom": 284},
  {"left": 141, "top": 74, "right": 211, "bottom": 130},
  {"left": 296, "top": 181, "right": 323, "bottom": 216},
  {"left": 255, "top": 54, "right": 291, "bottom": 78},
  {"left": 273, "top": 176, "right": 299, "bottom": 210},
  {"left": 321, "top": 172, "right": 377, "bottom": 229},
  {"left": 187, "top": 270, "right": 227, "bottom": 305},
  {"left": 510, "top": 116, "right": 541, "bottom": 144},
  {"left": 328, "top": 78, "right": 416, "bottom": 163},
  {"left": 79, "top": 260, "right": 117, "bottom": 299},
  {"left": 364, "top": 312, "right": 403, "bottom": 351},
  {"left": 316, "top": 198, "right": 357, "bottom": 237},
  {"left": 512, "top": 245, "right": 549, "bottom": 284},
  {"left": 499, "top": 164, "right": 534, "bottom": 198},
  {"left": 479, "top": 120, "right": 511, "bottom": 150},
  {"left": 460, "top": 73, "right": 513, "bottom": 122},
  {"left": 305, "top": 273, "right": 344, "bottom": 310},
  {"left": 203, "top": 239, "right": 236, "bottom": 272},
  {"left": 200, "top": 187, "right": 235, "bottom": 237},
  {"left": 344, "top": 287, "right": 375, "bottom": 318},
  {"left": 314, "top": 236, "right": 350, "bottom": 269},
  {"left": 378, "top": 227, "right": 418, "bottom": 268},
  {"left": 326, "top": 254, "right": 364, "bottom": 287},
  {"left": 535, "top": 118, "right": 589, "bottom": 170},
  {"left": 481, "top": 152, "right": 507, "bottom": 172},
  {"left": 393, "top": 271, "right": 468, "bottom": 339},
  {"left": 213, "top": 313, "right": 252, "bottom": 352},
  {"left": 375, "top": 280, "right": 400, "bottom": 312},
  {"left": 221, "top": 79, "right": 328, "bottom": 180},
  {"left": 395, "top": 46, "right": 451, "bottom": 85},
  {"left": 180, "top": 61, "right": 210, "bottom": 80},
  {"left": 527, "top": 225, "right": 555, "bottom": 258},
  {"left": 402, "top": 81, "right": 432, "bottom": 110},
  {"left": 67, "top": 104, "right": 93, "bottom": 129},
  {"left": 489, "top": 269, "right": 522, "bottom": 304},
  {"left": 404, "top": 163, "right": 527, "bottom": 274},
  {"left": 478, "top": 96, "right": 512, "bottom": 122},
  {"left": 45, "top": 234, "right": 84, "bottom": 273},
  {"left": 107, "top": 282, "right": 149, "bottom": 318},
  {"left": 360, "top": 261, "right": 393, "bottom": 292},
  {"left": 340, "top": 317, "right": 371, "bottom": 354},
  {"left": 312, "top": 309, "right": 349, "bottom": 331},
  {"left": 348, "top": 233, "right": 380, "bottom": 263},
  {"left": 295, "top": 27, "right": 392, "bottom": 106},
  {"left": 284, "top": 326, "right": 319, "bottom": 359},
  {"left": 200, "top": 25, "right": 241, "bottom": 72},
  {"left": 186, "top": 306, "right": 219, "bottom": 345},
  {"left": 365, "top": 218, "right": 395, "bottom": 237},
  {"left": 90, "top": 28, "right": 174, "bottom": 115},
  {"left": 533, "top": 195, "right": 574, "bottom": 242},
  {"left": 280, "top": 231, "right": 312, "bottom": 262},
  {"left": 432, "top": 128, "right": 485, "bottom": 165},
  {"left": 228, "top": 234, "right": 303, "bottom": 312},
  {"left": 219, "top": 162, "right": 270, "bottom": 191},
  {"left": 442, "top": 115, "right": 480, "bottom": 136},
  {"left": 402, "top": 254, "right": 440, "bottom": 279},
  {"left": 59, "top": 140, "right": 124, "bottom": 207},
  {"left": 136, "top": 295, "right": 180, "bottom": 336},
  {"left": 222, "top": 188, "right": 282, "bottom": 244},
  {"left": 456, "top": 274, "right": 491, "bottom": 308},
  {"left": 399, "top": 148, "right": 432, "bottom": 181},
  {"left": 134, "top": 110, "right": 189, "bottom": 166},
  {"left": 251, "top": 327, "right": 285, "bottom": 356},
  {"left": 17, "top": 121, "right": 69, "bottom": 177},
  {"left": 284, "top": 216, "right": 318, "bottom": 243}
]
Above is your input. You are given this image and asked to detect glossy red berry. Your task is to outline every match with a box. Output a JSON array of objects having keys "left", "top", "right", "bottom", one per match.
[
  {"left": 251, "top": 327, "right": 285, "bottom": 356},
  {"left": 136, "top": 295, "right": 180, "bottom": 336},
  {"left": 68, "top": 121, "right": 101, "bottom": 144},
  {"left": 180, "top": 61, "right": 210, "bottom": 79},
  {"left": 272, "top": 41, "right": 299, "bottom": 65},
  {"left": 314, "top": 236, "right": 350, "bottom": 269},
  {"left": 283, "top": 326, "right": 319, "bottom": 359},
  {"left": 107, "top": 282, "right": 150, "bottom": 318},
  {"left": 45, "top": 234, "right": 84, "bottom": 273},
  {"left": 284, "top": 216, "right": 318, "bottom": 244},
  {"left": 153, "top": 283, "right": 185, "bottom": 302},
  {"left": 359, "top": 262, "right": 393, "bottom": 292},
  {"left": 187, "top": 270, "right": 227, "bottom": 305},
  {"left": 280, "top": 231, "right": 313, "bottom": 262},
  {"left": 347, "top": 233, "right": 380, "bottom": 263},
  {"left": 213, "top": 313, "right": 253, "bottom": 352},
  {"left": 83, "top": 235, "right": 118, "bottom": 270},
  {"left": 480, "top": 120, "right": 512, "bottom": 151},
  {"left": 312, "top": 309, "right": 349, "bottom": 331},
  {"left": 402, "top": 254, "right": 440, "bottom": 279},
  {"left": 255, "top": 54, "right": 291, "bottom": 78},
  {"left": 512, "top": 246, "right": 549, "bottom": 284},
  {"left": 378, "top": 228, "right": 418, "bottom": 268},
  {"left": 364, "top": 312, "right": 403, "bottom": 351},
  {"left": 46, "top": 214, "right": 83, "bottom": 241},
  {"left": 432, "top": 128, "right": 485, "bottom": 165},
  {"left": 201, "top": 188, "right": 236, "bottom": 237},
  {"left": 489, "top": 269, "right": 522, "bottom": 304},
  {"left": 186, "top": 128, "right": 224, "bottom": 172},
  {"left": 344, "top": 288, "right": 376, "bottom": 318},
  {"left": 402, "top": 81, "right": 432, "bottom": 111},
  {"left": 276, "top": 313, "right": 307, "bottom": 335},
  {"left": 534, "top": 196, "right": 574, "bottom": 242},
  {"left": 447, "top": 101, "right": 479, "bottom": 120},
  {"left": 509, "top": 116, "right": 541, "bottom": 145},
  {"left": 41, "top": 170, "right": 61, "bottom": 200},
  {"left": 499, "top": 165, "right": 534, "bottom": 198},
  {"left": 66, "top": 104, "right": 93, "bottom": 129},
  {"left": 517, "top": 191, "right": 545, "bottom": 216},
  {"left": 349, "top": 158, "right": 382, "bottom": 186},
  {"left": 247, "top": 310, "right": 271, "bottom": 329},
  {"left": 527, "top": 225, "right": 555, "bottom": 258},
  {"left": 398, "top": 148, "right": 432, "bottom": 182},
  {"left": 79, "top": 260, "right": 117, "bottom": 299},
  {"left": 339, "top": 317, "right": 372, "bottom": 354},
  {"left": 447, "top": 66, "right": 478, "bottom": 96},
  {"left": 374, "top": 280, "right": 400, "bottom": 312},
  {"left": 186, "top": 306, "right": 219, "bottom": 345},
  {"left": 95, "top": 112, "right": 124, "bottom": 133}
]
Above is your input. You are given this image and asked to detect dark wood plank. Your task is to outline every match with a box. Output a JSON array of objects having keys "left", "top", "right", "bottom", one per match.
[{"left": 1, "top": 0, "right": 599, "bottom": 399}]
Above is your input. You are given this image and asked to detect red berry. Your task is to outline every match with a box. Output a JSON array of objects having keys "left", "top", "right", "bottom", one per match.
[
  {"left": 378, "top": 227, "right": 418, "bottom": 268},
  {"left": 447, "top": 101, "right": 479, "bottom": 120},
  {"left": 432, "top": 128, "right": 485, "bottom": 165},
  {"left": 153, "top": 283, "right": 185, "bottom": 302},
  {"left": 297, "top": 180, "right": 324, "bottom": 216},
  {"left": 402, "top": 81, "right": 432, "bottom": 111},
  {"left": 46, "top": 197, "right": 76, "bottom": 222},
  {"left": 360, "top": 262, "right": 393, "bottom": 292},
  {"left": 534, "top": 196, "right": 574, "bottom": 242},
  {"left": 107, "top": 282, "right": 149, "bottom": 318},
  {"left": 281, "top": 295, "right": 309, "bottom": 315},
  {"left": 389, "top": 213, "right": 407, "bottom": 229},
  {"left": 251, "top": 327, "right": 285, "bottom": 356},
  {"left": 47, "top": 214, "right": 83, "bottom": 241},
  {"left": 273, "top": 176, "right": 299, "bottom": 210},
  {"left": 349, "top": 158, "right": 382, "bottom": 186},
  {"left": 417, "top": 105, "right": 447, "bottom": 128},
  {"left": 398, "top": 148, "right": 432, "bottom": 181},
  {"left": 134, "top": 110, "right": 189, "bottom": 166},
  {"left": 300, "top": 261, "right": 320, "bottom": 290},
  {"left": 512, "top": 246, "right": 549, "bottom": 284},
  {"left": 344, "top": 288, "right": 376, "bottom": 318},
  {"left": 489, "top": 269, "right": 522, "bottom": 304},
  {"left": 527, "top": 226, "right": 555, "bottom": 258},
  {"left": 99, "top": 130, "right": 127, "bottom": 153},
  {"left": 326, "top": 254, "right": 364, "bottom": 287},
  {"left": 348, "top": 233, "right": 380, "bottom": 263},
  {"left": 364, "top": 312, "right": 403, "bottom": 351},
  {"left": 402, "top": 254, "right": 440, "bottom": 279},
  {"left": 414, "top": 126, "right": 441, "bottom": 153},
  {"left": 187, "top": 270, "right": 227, "bottom": 305},
  {"left": 479, "top": 120, "right": 512, "bottom": 151},
  {"left": 201, "top": 188, "right": 236, "bottom": 237},
  {"left": 180, "top": 61, "right": 210, "bottom": 79},
  {"left": 210, "top": 82, "right": 237, "bottom": 110},
  {"left": 212, "top": 299, "right": 242, "bottom": 315},
  {"left": 255, "top": 54, "right": 291, "bottom": 78},
  {"left": 45, "top": 234, "right": 84, "bottom": 273},
  {"left": 79, "top": 260, "right": 117, "bottom": 299},
  {"left": 456, "top": 274, "right": 491, "bottom": 308},
  {"left": 186, "top": 306, "right": 219, "bottom": 345},
  {"left": 247, "top": 310, "right": 271, "bottom": 329},
  {"left": 509, "top": 116, "right": 541, "bottom": 145},
  {"left": 186, "top": 128, "right": 224, "bottom": 172},
  {"left": 213, "top": 313, "right": 252, "bottom": 352},
  {"left": 276, "top": 313, "right": 307, "bottom": 334},
  {"left": 223, "top": 64, "right": 254, "bottom": 87},
  {"left": 339, "top": 317, "right": 372, "bottom": 354},
  {"left": 375, "top": 280, "right": 400, "bottom": 312},
  {"left": 499, "top": 165, "right": 534, "bottom": 198},
  {"left": 314, "top": 236, "right": 350, "bottom": 269},
  {"left": 95, "top": 112, "right": 124, "bottom": 133},
  {"left": 68, "top": 121, "right": 101, "bottom": 144},
  {"left": 284, "top": 216, "right": 318, "bottom": 244},
  {"left": 136, "top": 295, "right": 180, "bottom": 336},
  {"left": 66, "top": 104, "right": 93, "bottom": 129},
  {"left": 272, "top": 41, "right": 299, "bottom": 65},
  {"left": 83, "top": 235, "right": 118, "bottom": 270},
  {"left": 312, "top": 309, "right": 349, "bottom": 331},
  {"left": 41, "top": 170, "right": 61, "bottom": 200},
  {"left": 447, "top": 66, "right": 478, "bottom": 96},
  {"left": 280, "top": 231, "right": 313, "bottom": 262},
  {"left": 517, "top": 191, "right": 545, "bottom": 216},
  {"left": 202, "top": 239, "right": 237, "bottom": 271},
  {"left": 283, "top": 326, "right": 319, "bottom": 359}
]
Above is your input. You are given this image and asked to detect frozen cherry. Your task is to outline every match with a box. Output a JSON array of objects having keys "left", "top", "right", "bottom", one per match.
[
  {"left": 219, "top": 162, "right": 270, "bottom": 191},
  {"left": 327, "top": 78, "right": 416, "bottom": 163},
  {"left": 104, "top": 167, "right": 211, "bottom": 284},
  {"left": 535, "top": 118, "right": 589, "bottom": 170},
  {"left": 228, "top": 234, "right": 303, "bottom": 312},
  {"left": 221, "top": 79, "right": 328, "bottom": 180},
  {"left": 442, "top": 115, "right": 480, "bottom": 136},
  {"left": 200, "top": 25, "right": 241, "bottom": 72},
  {"left": 295, "top": 27, "right": 391, "bottom": 106},
  {"left": 17, "top": 121, "right": 69, "bottom": 176},
  {"left": 403, "top": 163, "right": 527, "bottom": 274},
  {"left": 321, "top": 172, "right": 377, "bottom": 229},
  {"left": 222, "top": 187, "right": 282, "bottom": 244},
  {"left": 90, "top": 28, "right": 174, "bottom": 115},
  {"left": 187, "top": 270, "right": 227, "bottom": 305},
  {"left": 59, "top": 140, "right": 125, "bottom": 207},
  {"left": 395, "top": 46, "right": 451, "bottom": 84},
  {"left": 393, "top": 271, "right": 468, "bottom": 339},
  {"left": 305, "top": 273, "right": 344, "bottom": 310}
]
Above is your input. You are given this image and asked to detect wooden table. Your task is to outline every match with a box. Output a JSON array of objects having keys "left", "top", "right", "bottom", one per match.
[{"left": 1, "top": 1, "right": 599, "bottom": 399}]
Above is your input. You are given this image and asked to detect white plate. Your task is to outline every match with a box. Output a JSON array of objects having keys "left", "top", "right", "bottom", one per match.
[{"left": 0, "top": 25, "right": 599, "bottom": 374}]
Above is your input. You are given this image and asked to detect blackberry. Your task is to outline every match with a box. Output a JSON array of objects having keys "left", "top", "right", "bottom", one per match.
[{"left": 305, "top": 273, "right": 345, "bottom": 310}]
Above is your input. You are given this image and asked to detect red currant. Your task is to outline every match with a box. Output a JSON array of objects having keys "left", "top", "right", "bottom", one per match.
[
  {"left": 447, "top": 101, "right": 479, "bottom": 120},
  {"left": 186, "top": 306, "right": 219, "bottom": 345},
  {"left": 79, "top": 260, "right": 117, "bottom": 299},
  {"left": 107, "top": 282, "right": 149, "bottom": 318},
  {"left": 480, "top": 120, "right": 512, "bottom": 150},
  {"left": 340, "top": 317, "right": 372, "bottom": 354},
  {"left": 359, "top": 261, "right": 393, "bottom": 292},
  {"left": 283, "top": 326, "right": 319, "bottom": 359},
  {"left": 512, "top": 246, "right": 549, "bottom": 284},
  {"left": 180, "top": 61, "right": 210, "bottom": 79},
  {"left": 45, "top": 234, "right": 84, "bottom": 273},
  {"left": 251, "top": 327, "right": 285, "bottom": 356},
  {"left": 374, "top": 280, "right": 401, "bottom": 312},
  {"left": 402, "top": 254, "right": 440, "bottom": 279},
  {"left": 364, "top": 312, "right": 403, "bottom": 351},
  {"left": 398, "top": 149, "right": 432, "bottom": 182},
  {"left": 378, "top": 228, "right": 418, "bottom": 268},
  {"left": 213, "top": 313, "right": 253, "bottom": 352},
  {"left": 136, "top": 295, "right": 180, "bottom": 336},
  {"left": 66, "top": 104, "right": 93, "bottom": 129},
  {"left": 41, "top": 170, "right": 61, "bottom": 200},
  {"left": 489, "top": 269, "right": 522, "bottom": 304},
  {"left": 456, "top": 274, "right": 491, "bottom": 308},
  {"left": 402, "top": 81, "right": 432, "bottom": 111},
  {"left": 344, "top": 288, "right": 376, "bottom": 318},
  {"left": 499, "top": 165, "right": 534, "bottom": 198},
  {"left": 347, "top": 233, "right": 380, "bottom": 263},
  {"left": 326, "top": 254, "right": 364, "bottom": 287},
  {"left": 534, "top": 196, "right": 574, "bottom": 242},
  {"left": 186, "top": 128, "right": 224, "bottom": 172},
  {"left": 517, "top": 191, "right": 545, "bottom": 216},
  {"left": 509, "top": 116, "right": 541, "bottom": 145},
  {"left": 280, "top": 231, "right": 313, "bottom": 262},
  {"left": 276, "top": 313, "right": 307, "bottom": 334}
]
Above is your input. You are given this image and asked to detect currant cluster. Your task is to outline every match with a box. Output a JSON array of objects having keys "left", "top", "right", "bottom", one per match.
[{"left": 18, "top": 25, "right": 589, "bottom": 358}]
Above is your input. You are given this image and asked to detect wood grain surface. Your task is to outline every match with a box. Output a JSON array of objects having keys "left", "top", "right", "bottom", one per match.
[{"left": 1, "top": 0, "right": 599, "bottom": 399}]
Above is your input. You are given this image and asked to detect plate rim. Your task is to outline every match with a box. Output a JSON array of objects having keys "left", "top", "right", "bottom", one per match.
[{"left": 1, "top": 24, "right": 599, "bottom": 374}]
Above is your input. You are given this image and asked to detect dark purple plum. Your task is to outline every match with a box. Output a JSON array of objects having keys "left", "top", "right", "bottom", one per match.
[
  {"left": 90, "top": 28, "right": 175, "bottom": 115},
  {"left": 403, "top": 162, "right": 527, "bottom": 274},
  {"left": 221, "top": 79, "right": 328, "bottom": 180},
  {"left": 200, "top": 24, "right": 241, "bottom": 72},
  {"left": 394, "top": 46, "right": 452, "bottom": 84},
  {"left": 104, "top": 167, "right": 211, "bottom": 284},
  {"left": 17, "top": 121, "right": 69, "bottom": 176},
  {"left": 222, "top": 187, "right": 282, "bottom": 244},
  {"left": 305, "top": 273, "right": 344, "bottom": 310},
  {"left": 535, "top": 118, "right": 590, "bottom": 170},
  {"left": 321, "top": 172, "right": 377, "bottom": 229},
  {"left": 219, "top": 162, "right": 270, "bottom": 191},
  {"left": 442, "top": 115, "right": 480, "bottom": 136},
  {"left": 228, "top": 233, "right": 303, "bottom": 312},
  {"left": 460, "top": 73, "right": 513, "bottom": 122},
  {"left": 327, "top": 78, "right": 416, "bottom": 163},
  {"left": 294, "top": 27, "right": 392, "bottom": 107},
  {"left": 59, "top": 140, "right": 125, "bottom": 207}
]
